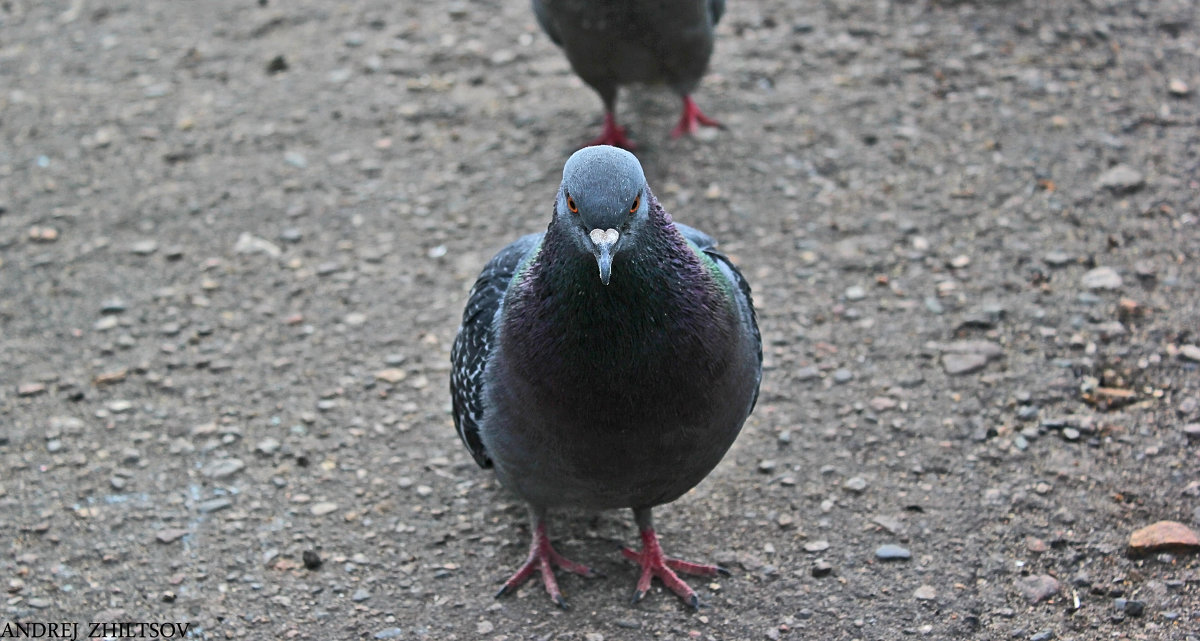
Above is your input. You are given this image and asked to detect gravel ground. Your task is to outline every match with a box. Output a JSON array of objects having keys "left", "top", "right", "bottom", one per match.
[{"left": 2, "top": 0, "right": 1199, "bottom": 639}]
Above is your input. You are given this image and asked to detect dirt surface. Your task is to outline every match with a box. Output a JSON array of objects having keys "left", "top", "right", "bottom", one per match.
[{"left": 2, "top": 0, "right": 1199, "bottom": 639}]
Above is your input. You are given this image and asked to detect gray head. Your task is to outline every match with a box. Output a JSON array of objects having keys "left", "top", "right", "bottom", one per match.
[{"left": 555, "top": 146, "right": 650, "bottom": 285}]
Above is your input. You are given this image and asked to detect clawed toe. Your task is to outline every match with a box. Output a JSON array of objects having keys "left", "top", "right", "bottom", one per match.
[
  {"left": 621, "top": 527, "right": 722, "bottom": 609},
  {"left": 497, "top": 521, "right": 598, "bottom": 608}
]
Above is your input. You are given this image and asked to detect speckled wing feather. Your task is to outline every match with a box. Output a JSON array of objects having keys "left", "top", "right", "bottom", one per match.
[
  {"left": 676, "top": 222, "right": 762, "bottom": 411},
  {"left": 451, "top": 233, "right": 542, "bottom": 468}
]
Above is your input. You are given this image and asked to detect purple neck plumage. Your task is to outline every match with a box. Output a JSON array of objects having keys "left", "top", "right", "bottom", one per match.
[{"left": 498, "top": 190, "right": 735, "bottom": 399}]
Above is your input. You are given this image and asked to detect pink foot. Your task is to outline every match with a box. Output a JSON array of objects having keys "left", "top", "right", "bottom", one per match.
[
  {"left": 587, "top": 111, "right": 637, "bottom": 150},
  {"left": 496, "top": 522, "right": 599, "bottom": 609},
  {"left": 620, "top": 528, "right": 727, "bottom": 609},
  {"left": 670, "top": 95, "right": 723, "bottom": 138}
]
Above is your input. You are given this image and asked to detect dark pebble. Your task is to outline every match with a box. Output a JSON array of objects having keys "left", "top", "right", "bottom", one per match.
[
  {"left": 267, "top": 55, "right": 288, "bottom": 74},
  {"left": 302, "top": 549, "right": 322, "bottom": 570},
  {"left": 811, "top": 560, "right": 833, "bottom": 577},
  {"left": 1117, "top": 598, "right": 1145, "bottom": 617}
]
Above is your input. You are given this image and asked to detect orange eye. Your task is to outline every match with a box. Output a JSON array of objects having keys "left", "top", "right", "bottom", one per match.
[
  {"left": 630, "top": 196, "right": 640, "bottom": 213},
  {"left": 567, "top": 196, "right": 578, "bottom": 213}
]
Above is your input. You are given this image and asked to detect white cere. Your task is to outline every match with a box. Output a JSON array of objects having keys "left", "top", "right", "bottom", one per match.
[{"left": 589, "top": 228, "right": 620, "bottom": 246}]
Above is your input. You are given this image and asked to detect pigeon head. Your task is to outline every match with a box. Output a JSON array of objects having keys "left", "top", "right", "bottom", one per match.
[{"left": 555, "top": 145, "right": 649, "bottom": 286}]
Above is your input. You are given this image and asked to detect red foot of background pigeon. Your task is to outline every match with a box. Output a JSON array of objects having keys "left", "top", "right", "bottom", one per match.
[
  {"left": 670, "top": 95, "right": 723, "bottom": 138},
  {"left": 588, "top": 112, "right": 637, "bottom": 150},
  {"left": 495, "top": 521, "right": 598, "bottom": 609}
]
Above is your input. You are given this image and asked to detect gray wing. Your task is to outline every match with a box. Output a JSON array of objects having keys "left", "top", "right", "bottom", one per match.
[
  {"left": 531, "top": 0, "right": 562, "bottom": 46},
  {"left": 676, "top": 222, "right": 762, "bottom": 411},
  {"left": 708, "top": 0, "right": 725, "bottom": 26},
  {"left": 450, "top": 233, "right": 543, "bottom": 468}
]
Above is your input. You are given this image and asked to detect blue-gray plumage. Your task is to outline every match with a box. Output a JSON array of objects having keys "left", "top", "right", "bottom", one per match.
[
  {"left": 532, "top": 0, "right": 726, "bottom": 149},
  {"left": 450, "top": 146, "right": 760, "bottom": 609}
]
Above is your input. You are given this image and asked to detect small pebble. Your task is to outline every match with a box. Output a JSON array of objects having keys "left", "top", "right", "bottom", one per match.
[
  {"left": 17, "top": 383, "right": 46, "bottom": 397},
  {"left": 100, "top": 299, "right": 127, "bottom": 314},
  {"left": 1043, "top": 251, "right": 1072, "bottom": 267},
  {"left": 1016, "top": 574, "right": 1060, "bottom": 604},
  {"left": 155, "top": 528, "right": 188, "bottom": 544},
  {"left": 202, "top": 458, "right": 245, "bottom": 480},
  {"left": 302, "top": 550, "right": 322, "bottom": 570},
  {"left": 284, "top": 151, "right": 308, "bottom": 168},
  {"left": 373, "top": 629, "right": 403, "bottom": 640},
  {"left": 1128, "top": 520, "right": 1200, "bottom": 555},
  {"left": 1095, "top": 165, "right": 1144, "bottom": 193},
  {"left": 1081, "top": 266, "right": 1123, "bottom": 290},
  {"left": 1115, "top": 598, "right": 1145, "bottom": 617},
  {"left": 804, "top": 540, "right": 830, "bottom": 553},
  {"left": 352, "top": 588, "right": 371, "bottom": 603},
  {"left": 310, "top": 502, "right": 339, "bottom": 516},
  {"left": 795, "top": 366, "right": 819, "bottom": 381},
  {"left": 943, "top": 353, "right": 988, "bottom": 375},
  {"left": 913, "top": 584, "right": 936, "bottom": 601},
  {"left": 107, "top": 400, "right": 133, "bottom": 413},
  {"left": 1178, "top": 345, "right": 1200, "bottom": 362},
  {"left": 129, "top": 240, "right": 158, "bottom": 255},
  {"left": 197, "top": 498, "right": 232, "bottom": 513},
  {"left": 875, "top": 544, "right": 911, "bottom": 561},
  {"left": 256, "top": 438, "right": 281, "bottom": 455}
]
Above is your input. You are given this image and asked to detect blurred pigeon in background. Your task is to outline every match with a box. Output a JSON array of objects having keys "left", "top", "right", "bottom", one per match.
[{"left": 533, "top": 0, "right": 727, "bottom": 149}]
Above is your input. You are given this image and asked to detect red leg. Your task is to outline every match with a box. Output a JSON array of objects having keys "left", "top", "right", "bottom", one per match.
[
  {"left": 496, "top": 520, "right": 599, "bottom": 609},
  {"left": 587, "top": 111, "right": 638, "bottom": 150},
  {"left": 670, "top": 95, "right": 724, "bottom": 138},
  {"left": 620, "top": 526, "right": 727, "bottom": 609}
]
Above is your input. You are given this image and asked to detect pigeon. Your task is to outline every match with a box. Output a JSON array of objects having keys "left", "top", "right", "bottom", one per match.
[
  {"left": 532, "top": 0, "right": 726, "bottom": 149},
  {"left": 450, "top": 145, "right": 761, "bottom": 609}
]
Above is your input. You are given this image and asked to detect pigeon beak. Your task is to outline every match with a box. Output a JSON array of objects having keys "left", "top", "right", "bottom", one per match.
[{"left": 588, "top": 228, "right": 620, "bottom": 286}]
